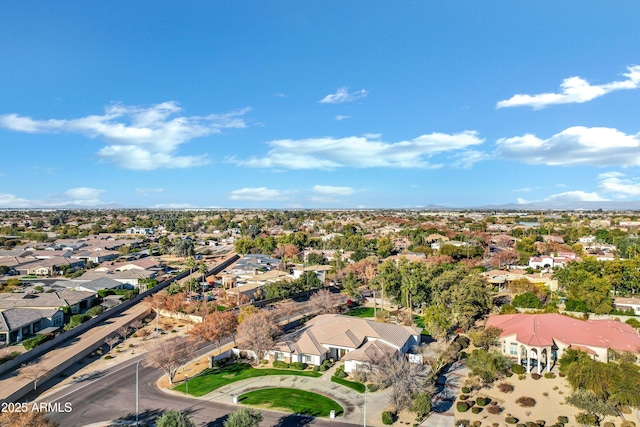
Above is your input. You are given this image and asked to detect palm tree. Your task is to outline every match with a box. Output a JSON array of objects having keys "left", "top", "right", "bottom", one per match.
[{"left": 198, "top": 262, "right": 209, "bottom": 299}]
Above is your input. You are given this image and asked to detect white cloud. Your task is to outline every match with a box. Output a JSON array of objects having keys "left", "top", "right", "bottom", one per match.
[
  {"left": 513, "top": 186, "right": 539, "bottom": 193},
  {"left": 497, "top": 65, "right": 640, "bottom": 109},
  {"left": 335, "top": 115, "right": 351, "bottom": 121},
  {"left": 152, "top": 203, "right": 195, "bottom": 209},
  {"left": 233, "top": 131, "right": 484, "bottom": 170},
  {"left": 0, "top": 187, "right": 107, "bottom": 208},
  {"left": 544, "top": 191, "right": 609, "bottom": 202},
  {"left": 496, "top": 126, "right": 640, "bottom": 167},
  {"left": 320, "top": 87, "right": 368, "bottom": 104},
  {"left": 227, "top": 187, "right": 295, "bottom": 202},
  {"left": 312, "top": 185, "right": 355, "bottom": 197},
  {"left": 0, "top": 102, "right": 249, "bottom": 170},
  {"left": 597, "top": 172, "right": 640, "bottom": 197},
  {"left": 451, "top": 150, "right": 490, "bottom": 169},
  {"left": 0, "top": 193, "right": 32, "bottom": 208}
]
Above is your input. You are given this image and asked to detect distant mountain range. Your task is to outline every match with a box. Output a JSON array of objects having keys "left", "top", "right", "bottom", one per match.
[{"left": 476, "top": 200, "right": 640, "bottom": 211}]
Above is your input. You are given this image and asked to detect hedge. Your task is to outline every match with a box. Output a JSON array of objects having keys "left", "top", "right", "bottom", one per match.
[
  {"left": 272, "top": 360, "right": 289, "bottom": 369},
  {"left": 22, "top": 333, "right": 53, "bottom": 351}
]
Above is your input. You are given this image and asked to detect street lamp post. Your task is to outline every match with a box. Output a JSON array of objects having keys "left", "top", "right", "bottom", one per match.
[
  {"left": 136, "top": 358, "right": 141, "bottom": 427},
  {"left": 363, "top": 387, "right": 367, "bottom": 427}
]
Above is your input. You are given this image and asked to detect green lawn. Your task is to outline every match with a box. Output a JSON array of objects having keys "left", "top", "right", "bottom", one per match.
[
  {"left": 173, "top": 363, "right": 322, "bottom": 397},
  {"left": 331, "top": 375, "right": 365, "bottom": 393},
  {"left": 239, "top": 387, "right": 343, "bottom": 417},
  {"left": 345, "top": 307, "right": 388, "bottom": 318}
]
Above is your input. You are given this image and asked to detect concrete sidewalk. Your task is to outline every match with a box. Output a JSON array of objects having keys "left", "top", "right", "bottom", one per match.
[{"left": 0, "top": 303, "right": 151, "bottom": 402}]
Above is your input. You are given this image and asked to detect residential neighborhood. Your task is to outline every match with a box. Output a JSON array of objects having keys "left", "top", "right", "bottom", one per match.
[{"left": 0, "top": 208, "right": 639, "bottom": 427}]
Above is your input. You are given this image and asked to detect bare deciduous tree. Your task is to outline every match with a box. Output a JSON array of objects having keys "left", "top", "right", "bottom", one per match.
[
  {"left": 191, "top": 310, "right": 238, "bottom": 353},
  {"left": 0, "top": 411, "right": 59, "bottom": 426},
  {"left": 20, "top": 361, "right": 54, "bottom": 391},
  {"left": 116, "top": 326, "right": 130, "bottom": 341},
  {"left": 371, "top": 350, "right": 431, "bottom": 411},
  {"left": 236, "top": 310, "right": 280, "bottom": 363},
  {"left": 308, "top": 289, "right": 341, "bottom": 315},
  {"left": 130, "top": 320, "right": 143, "bottom": 334},
  {"left": 105, "top": 335, "right": 119, "bottom": 352},
  {"left": 276, "top": 300, "right": 297, "bottom": 325},
  {"left": 145, "top": 335, "right": 192, "bottom": 384}
]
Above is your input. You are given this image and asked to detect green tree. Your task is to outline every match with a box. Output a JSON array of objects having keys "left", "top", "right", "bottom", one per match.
[
  {"left": 342, "top": 271, "right": 361, "bottom": 298},
  {"left": 511, "top": 292, "right": 542, "bottom": 309},
  {"left": 223, "top": 408, "right": 263, "bottom": 427},
  {"left": 422, "top": 304, "right": 451, "bottom": 341},
  {"left": 410, "top": 391, "right": 432, "bottom": 420},
  {"left": 377, "top": 237, "right": 393, "bottom": 258},
  {"left": 156, "top": 410, "right": 196, "bottom": 427},
  {"left": 466, "top": 349, "right": 511, "bottom": 383}
]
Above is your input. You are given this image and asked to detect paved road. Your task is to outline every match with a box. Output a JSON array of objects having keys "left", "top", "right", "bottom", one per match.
[{"left": 32, "top": 345, "right": 358, "bottom": 427}]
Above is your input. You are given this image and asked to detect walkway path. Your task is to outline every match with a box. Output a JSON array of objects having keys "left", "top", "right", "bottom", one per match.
[
  {"left": 421, "top": 361, "right": 468, "bottom": 427},
  {"left": 161, "top": 374, "right": 391, "bottom": 427}
]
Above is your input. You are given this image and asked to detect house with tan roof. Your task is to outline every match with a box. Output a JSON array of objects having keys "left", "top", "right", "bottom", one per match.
[
  {"left": 486, "top": 313, "right": 640, "bottom": 375},
  {"left": 268, "top": 314, "right": 421, "bottom": 373}
]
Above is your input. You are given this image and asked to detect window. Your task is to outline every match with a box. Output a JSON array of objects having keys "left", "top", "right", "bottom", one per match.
[
  {"left": 509, "top": 343, "right": 518, "bottom": 356},
  {"left": 274, "top": 352, "right": 284, "bottom": 361},
  {"left": 300, "top": 354, "right": 311, "bottom": 363}
]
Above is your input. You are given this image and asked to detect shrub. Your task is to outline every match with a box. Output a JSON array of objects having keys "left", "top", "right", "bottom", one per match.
[
  {"left": 536, "top": 420, "right": 545, "bottom": 426},
  {"left": 272, "top": 360, "right": 289, "bottom": 369},
  {"left": 497, "top": 382, "right": 514, "bottom": 393},
  {"left": 603, "top": 423, "right": 615, "bottom": 427},
  {"left": 85, "top": 305, "right": 104, "bottom": 317},
  {"left": 462, "top": 386, "right": 471, "bottom": 393},
  {"left": 459, "top": 394, "right": 468, "bottom": 400},
  {"left": 456, "top": 421, "right": 470, "bottom": 427},
  {"left": 366, "top": 383, "right": 379, "bottom": 392},
  {"left": 476, "top": 397, "right": 489, "bottom": 406},
  {"left": 621, "top": 406, "right": 632, "bottom": 414},
  {"left": 543, "top": 372, "right": 555, "bottom": 379},
  {"left": 621, "top": 422, "right": 636, "bottom": 427},
  {"left": 471, "top": 406, "right": 482, "bottom": 414},
  {"left": 290, "top": 361, "right": 306, "bottom": 370},
  {"left": 312, "top": 365, "right": 320, "bottom": 372},
  {"left": 487, "top": 405, "right": 501, "bottom": 415},
  {"left": 516, "top": 396, "right": 536, "bottom": 407},
  {"left": 626, "top": 318, "right": 640, "bottom": 328},
  {"left": 557, "top": 417, "right": 569, "bottom": 426},
  {"left": 260, "top": 359, "right": 268, "bottom": 365},
  {"left": 575, "top": 412, "right": 597, "bottom": 426},
  {"left": 334, "top": 369, "right": 347, "bottom": 379},
  {"left": 104, "top": 355, "right": 113, "bottom": 359},
  {"left": 457, "top": 401, "right": 470, "bottom": 412},
  {"left": 525, "top": 422, "right": 536, "bottom": 427},
  {"left": 531, "top": 373, "right": 540, "bottom": 380},
  {"left": 0, "top": 350, "right": 21, "bottom": 364},
  {"left": 22, "top": 334, "right": 53, "bottom": 350},
  {"left": 511, "top": 364, "right": 525, "bottom": 374},
  {"left": 382, "top": 411, "right": 396, "bottom": 425},
  {"left": 505, "top": 417, "right": 518, "bottom": 425},
  {"left": 518, "top": 374, "right": 525, "bottom": 380},
  {"left": 505, "top": 371, "right": 513, "bottom": 377},
  {"left": 472, "top": 422, "right": 481, "bottom": 427},
  {"left": 558, "top": 372, "right": 565, "bottom": 377}
]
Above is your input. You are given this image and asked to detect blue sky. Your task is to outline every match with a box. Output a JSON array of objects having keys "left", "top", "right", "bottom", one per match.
[{"left": 2, "top": 1, "right": 640, "bottom": 209}]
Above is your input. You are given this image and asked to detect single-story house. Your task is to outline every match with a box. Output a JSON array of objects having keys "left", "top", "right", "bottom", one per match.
[
  {"left": 0, "top": 289, "right": 96, "bottom": 314},
  {"left": 486, "top": 313, "right": 640, "bottom": 375},
  {"left": 267, "top": 314, "right": 421, "bottom": 373},
  {"left": 613, "top": 297, "right": 640, "bottom": 315},
  {"left": 0, "top": 308, "right": 63, "bottom": 343}
]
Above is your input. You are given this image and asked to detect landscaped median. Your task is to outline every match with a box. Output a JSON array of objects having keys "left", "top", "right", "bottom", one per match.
[
  {"left": 238, "top": 388, "right": 343, "bottom": 417},
  {"left": 172, "top": 363, "right": 322, "bottom": 396}
]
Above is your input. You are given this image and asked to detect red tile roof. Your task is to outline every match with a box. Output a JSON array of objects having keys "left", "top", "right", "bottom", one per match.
[{"left": 486, "top": 313, "right": 640, "bottom": 353}]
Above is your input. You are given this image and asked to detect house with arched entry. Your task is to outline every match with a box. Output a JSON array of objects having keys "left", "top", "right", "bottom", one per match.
[{"left": 486, "top": 313, "right": 640, "bottom": 375}]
